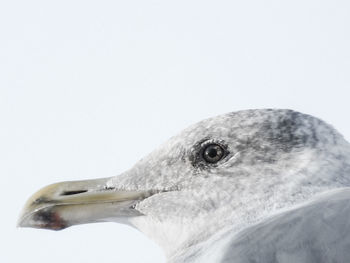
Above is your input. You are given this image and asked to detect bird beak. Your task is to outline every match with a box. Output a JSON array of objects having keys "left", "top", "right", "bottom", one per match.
[{"left": 18, "top": 177, "right": 154, "bottom": 230}]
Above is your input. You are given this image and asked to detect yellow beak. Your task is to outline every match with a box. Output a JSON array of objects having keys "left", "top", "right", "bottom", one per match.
[{"left": 18, "top": 178, "right": 155, "bottom": 230}]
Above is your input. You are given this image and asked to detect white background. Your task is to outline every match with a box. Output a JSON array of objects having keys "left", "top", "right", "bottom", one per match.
[{"left": 1, "top": 0, "right": 350, "bottom": 262}]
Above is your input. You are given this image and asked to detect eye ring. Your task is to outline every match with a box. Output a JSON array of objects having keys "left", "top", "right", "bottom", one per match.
[
  {"left": 189, "top": 139, "right": 229, "bottom": 168},
  {"left": 202, "top": 143, "right": 225, "bottom": 163}
]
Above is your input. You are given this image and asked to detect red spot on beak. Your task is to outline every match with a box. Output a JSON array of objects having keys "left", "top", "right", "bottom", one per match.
[{"left": 35, "top": 209, "right": 68, "bottom": 230}]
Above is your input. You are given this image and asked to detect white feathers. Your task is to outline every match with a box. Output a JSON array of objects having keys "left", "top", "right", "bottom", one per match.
[{"left": 105, "top": 109, "right": 350, "bottom": 262}]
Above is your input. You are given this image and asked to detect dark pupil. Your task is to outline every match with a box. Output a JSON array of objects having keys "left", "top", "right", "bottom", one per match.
[
  {"left": 207, "top": 148, "right": 218, "bottom": 158},
  {"left": 203, "top": 144, "right": 224, "bottom": 163}
]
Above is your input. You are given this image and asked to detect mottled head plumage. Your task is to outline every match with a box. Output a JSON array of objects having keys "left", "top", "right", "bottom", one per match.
[{"left": 102, "top": 109, "right": 350, "bottom": 256}]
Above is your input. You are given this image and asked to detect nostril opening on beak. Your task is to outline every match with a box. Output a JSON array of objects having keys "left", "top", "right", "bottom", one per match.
[{"left": 61, "top": 190, "right": 88, "bottom": 196}]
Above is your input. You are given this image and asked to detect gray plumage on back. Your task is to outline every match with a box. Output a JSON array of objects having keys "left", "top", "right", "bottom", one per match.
[
  {"left": 220, "top": 188, "right": 350, "bottom": 263},
  {"left": 19, "top": 109, "right": 350, "bottom": 263}
]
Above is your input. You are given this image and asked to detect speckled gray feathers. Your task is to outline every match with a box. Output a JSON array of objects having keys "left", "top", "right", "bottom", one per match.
[{"left": 104, "top": 109, "right": 350, "bottom": 262}]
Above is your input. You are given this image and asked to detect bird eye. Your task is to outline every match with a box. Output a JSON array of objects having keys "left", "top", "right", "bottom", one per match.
[{"left": 202, "top": 144, "right": 225, "bottom": 163}]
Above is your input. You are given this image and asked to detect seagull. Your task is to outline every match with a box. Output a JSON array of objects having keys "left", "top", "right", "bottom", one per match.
[{"left": 18, "top": 109, "right": 350, "bottom": 262}]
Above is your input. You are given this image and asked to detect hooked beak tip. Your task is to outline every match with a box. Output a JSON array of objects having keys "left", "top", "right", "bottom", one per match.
[{"left": 18, "top": 206, "right": 69, "bottom": 231}]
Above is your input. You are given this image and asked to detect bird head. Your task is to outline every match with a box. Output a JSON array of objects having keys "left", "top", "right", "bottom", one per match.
[{"left": 18, "top": 109, "right": 350, "bottom": 255}]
